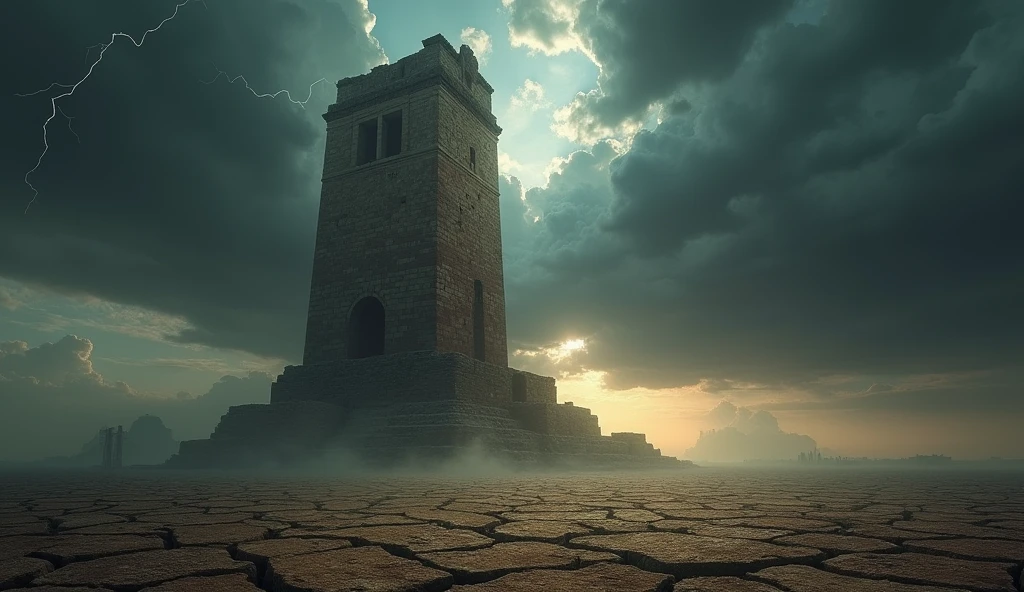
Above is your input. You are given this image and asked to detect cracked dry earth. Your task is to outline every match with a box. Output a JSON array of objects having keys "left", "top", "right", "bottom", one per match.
[{"left": 1, "top": 470, "right": 1022, "bottom": 592}]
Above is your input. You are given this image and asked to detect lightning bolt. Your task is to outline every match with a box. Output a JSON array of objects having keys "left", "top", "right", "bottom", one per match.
[
  {"left": 56, "top": 107, "right": 81, "bottom": 145},
  {"left": 15, "top": 0, "right": 329, "bottom": 215},
  {"left": 201, "top": 62, "right": 328, "bottom": 109},
  {"left": 15, "top": 0, "right": 207, "bottom": 214}
]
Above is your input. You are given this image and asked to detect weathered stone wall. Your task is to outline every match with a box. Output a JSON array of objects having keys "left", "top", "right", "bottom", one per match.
[
  {"left": 171, "top": 401, "right": 347, "bottom": 468},
  {"left": 452, "top": 356, "right": 511, "bottom": 406},
  {"left": 275, "top": 352, "right": 457, "bottom": 407},
  {"left": 508, "top": 402, "right": 602, "bottom": 437},
  {"left": 210, "top": 402, "right": 345, "bottom": 442},
  {"left": 335, "top": 34, "right": 494, "bottom": 115},
  {"left": 435, "top": 86, "right": 506, "bottom": 366},
  {"left": 304, "top": 34, "right": 506, "bottom": 366},
  {"left": 305, "top": 151, "right": 440, "bottom": 364},
  {"left": 552, "top": 403, "right": 601, "bottom": 436},
  {"left": 274, "top": 352, "right": 554, "bottom": 408},
  {"left": 516, "top": 371, "right": 557, "bottom": 403},
  {"left": 610, "top": 432, "right": 660, "bottom": 456}
]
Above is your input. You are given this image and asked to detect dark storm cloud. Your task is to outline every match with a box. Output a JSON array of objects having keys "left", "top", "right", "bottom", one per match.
[
  {"left": 569, "top": 0, "right": 792, "bottom": 134},
  {"left": 759, "top": 369, "right": 1024, "bottom": 415},
  {"left": 0, "top": 0, "right": 384, "bottom": 360},
  {"left": 0, "top": 335, "right": 272, "bottom": 461},
  {"left": 506, "top": 0, "right": 793, "bottom": 139},
  {"left": 501, "top": 0, "right": 1024, "bottom": 397}
]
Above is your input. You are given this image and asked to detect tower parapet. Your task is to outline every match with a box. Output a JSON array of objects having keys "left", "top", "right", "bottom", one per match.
[{"left": 331, "top": 35, "right": 497, "bottom": 133}]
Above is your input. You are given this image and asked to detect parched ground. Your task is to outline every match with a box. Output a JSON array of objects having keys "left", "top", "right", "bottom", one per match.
[{"left": 1, "top": 469, "right": 1022, "bottom": 591}]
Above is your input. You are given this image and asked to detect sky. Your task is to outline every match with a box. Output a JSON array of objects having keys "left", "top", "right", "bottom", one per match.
[{"left": 1, "top": 0, "right": 1022, "bottom": 462}]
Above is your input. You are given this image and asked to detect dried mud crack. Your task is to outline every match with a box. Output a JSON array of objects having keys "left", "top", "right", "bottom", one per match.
[{"left": 0, "top": 469, "right": 1022, "bottom": 591}]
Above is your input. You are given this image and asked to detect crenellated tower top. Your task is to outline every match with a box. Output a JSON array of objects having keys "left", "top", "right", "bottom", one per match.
[{"left": 328, "top": 34, "right": 499, "bottom": 135}]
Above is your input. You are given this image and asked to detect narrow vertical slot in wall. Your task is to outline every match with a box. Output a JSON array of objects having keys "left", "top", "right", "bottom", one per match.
[{"left": 473, "top": 279, "right": 485, "bottom": 361}]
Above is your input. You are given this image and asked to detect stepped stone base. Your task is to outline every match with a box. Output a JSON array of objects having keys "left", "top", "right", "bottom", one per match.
[{"left": 166, "top": 354, "right": 691, "bottom": 471}]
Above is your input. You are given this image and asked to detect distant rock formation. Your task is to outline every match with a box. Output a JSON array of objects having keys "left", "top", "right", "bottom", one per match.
[
  {"left": 685, "top": 401, "right": 818, "bottom": 463},
  {"left": 38, "top": 415, "right": 179, "bottom": 467},
  {"left": 123, "top": 415, "right": 179, "bottom": 465},
  {"left": 685, "top": 426, "right": 818, "bottom": 463}
]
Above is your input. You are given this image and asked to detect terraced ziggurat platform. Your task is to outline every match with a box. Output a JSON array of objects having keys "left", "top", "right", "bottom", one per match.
[
  {"left": 167, "top": 353, "right": 689, "bottom": 470},
  {"left": 166, "top": 36, "right": 687, "bottom": 470}
]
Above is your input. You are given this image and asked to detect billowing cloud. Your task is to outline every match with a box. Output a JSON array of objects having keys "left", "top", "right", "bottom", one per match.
[
  {"left": 0, "top": 0, "right": 385, "bottom": 362},
  {"left": 0, "top": 335, "right": 271, "bottom": 462},
  {"left": 503, "top": 0, "right": 582, "bottom": 56},
  {"left": 498, "top": 0, "right": 1024, "bottom": 409},
  {"left": 510, "top": 79, "right": 550, "bottom": 111},
  {"left": 1, "top": 335, "right": 104, "bottom": 385},
  {"left": 504, "top": 0, "right": 793, "bottom": 142},
  {"left": 498, "top": 151, "right": 527, "bottom": 177},
  {"left": 460, "top": 27, "right": 493, "bottom": 65}
]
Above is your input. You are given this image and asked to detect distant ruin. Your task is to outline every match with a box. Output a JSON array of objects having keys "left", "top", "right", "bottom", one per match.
[
  {"left": 168, "top": 35, "right": 687, "bottom": 470},
  {"left": 34, "top": 415, "right": 179, "bottom": 469},
  {"left": 101, "top": 426, "right": 123, "bottom": 469}
]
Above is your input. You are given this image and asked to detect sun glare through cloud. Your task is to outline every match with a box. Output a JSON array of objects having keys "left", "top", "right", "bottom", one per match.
[
  {"left": 558, "top": 338, "right": 586, "bottom": 356},
  {"left": 513, "top": 338, "right": 587, "bottom": 363}
]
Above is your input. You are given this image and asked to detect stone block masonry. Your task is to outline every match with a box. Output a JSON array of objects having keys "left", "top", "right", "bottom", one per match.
[
  {"left": 509, "top": 402, "right": 602, "bottom": 438},
  {"left": 271, "top": 351, "right": 555, "bottom": 409},
  {"left": 610, "top": 432, "right": 663, "bottom": 457},
  {"left": 170, "top": 401, "right": 346, "bottom": 469},
  {"left": 305, "top": 33, "right": 506, "bottom": 366}
]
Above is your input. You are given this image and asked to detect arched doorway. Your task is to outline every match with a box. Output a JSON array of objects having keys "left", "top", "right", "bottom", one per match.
[{"left": 348, "top": 297, "right": 385, "bottom": 358}]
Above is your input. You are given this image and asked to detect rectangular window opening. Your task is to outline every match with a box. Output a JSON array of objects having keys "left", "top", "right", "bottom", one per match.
[
  {"left": 469, "top": 147, "right": 477, "bottom": 172},
  {"left": 382, "top": 111, "right": 403, "bottom": 158},
  {"left": 356, "top": 118, "right": 378, "bottom": 165}
]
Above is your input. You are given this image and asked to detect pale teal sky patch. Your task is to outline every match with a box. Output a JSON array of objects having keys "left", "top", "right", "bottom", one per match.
[
  {"left": 370, "top": 0, "right": 598, "bottom": 188},
  {"left": 0, "top": 278, "right": 280, "bottom": 397}
]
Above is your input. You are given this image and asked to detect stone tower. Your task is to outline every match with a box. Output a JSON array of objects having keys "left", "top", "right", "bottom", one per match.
[
  {"left": 167, "top": 35, "right": 687, "bottom": 471},
  {"left": 303, "top": 35, "right": 508, "bottom": 367}
]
